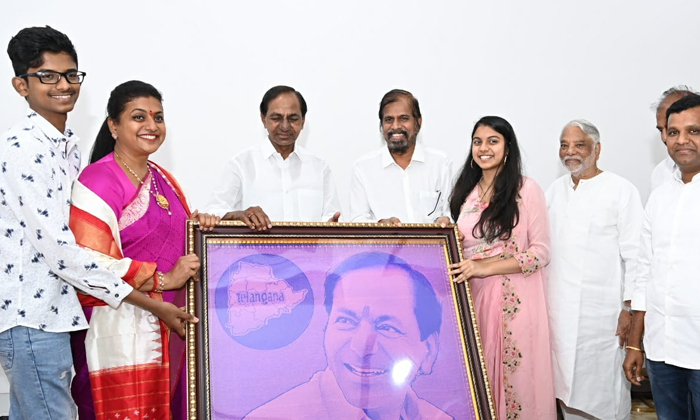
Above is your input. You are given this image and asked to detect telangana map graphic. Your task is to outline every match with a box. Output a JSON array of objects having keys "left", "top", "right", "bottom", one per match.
[
  {"left": 226, "top": 262, "right": 308, "bottom": 336},
  {"left": 213, "top": 252, "right": 315, "bottom": 350}
]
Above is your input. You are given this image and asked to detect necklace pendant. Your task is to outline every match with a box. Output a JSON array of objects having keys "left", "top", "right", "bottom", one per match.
[{"left": 155, "top": 194, "right": 170, "bottom": 211}]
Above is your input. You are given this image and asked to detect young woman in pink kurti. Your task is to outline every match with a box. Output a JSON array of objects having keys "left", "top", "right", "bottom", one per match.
[{"left": 448, "top": 116, "right": 556, "bottom": 420}]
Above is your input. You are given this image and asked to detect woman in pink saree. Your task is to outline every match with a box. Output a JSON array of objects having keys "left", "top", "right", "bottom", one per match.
[
  {"left": 69, "top": 81, "right": 218, "bottom": 420},
  {"left": 447, "top": 116, "right": 556, "bottom": 420}
]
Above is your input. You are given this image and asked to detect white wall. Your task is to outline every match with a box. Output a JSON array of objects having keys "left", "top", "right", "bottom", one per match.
[
  {"left": 1, "top": 0, "right": 699, "bottom": 411},
  {"left": 1, "top": 0, "right": 699, "bottom": 213}
]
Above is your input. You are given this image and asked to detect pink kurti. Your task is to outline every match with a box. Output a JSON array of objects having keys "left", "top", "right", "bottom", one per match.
[{"left": 457, "top": 177, "right": 556, "bottom": 420}]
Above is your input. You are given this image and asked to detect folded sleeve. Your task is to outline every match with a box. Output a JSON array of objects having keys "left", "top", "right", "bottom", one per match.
[
  {"left": 205, "top": 156, "right": 244, "bottom": 218},
  {"left": 631, "top": 204, "right": 652, "bottom": 312},
  {"left": 349, "top": 163, "right": 376, "bottom": 222},
  {"left": 513, "top": 178, "right": 551, "bottom": 277},
  {"left": 617, "top": 183, "right": 644, "bottom": 302},
  {"left": 321, "top": 163, "right": 342, "bottom": 222}
]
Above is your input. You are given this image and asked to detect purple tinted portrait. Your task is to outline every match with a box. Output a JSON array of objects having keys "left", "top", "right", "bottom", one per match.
[{"left": 205, "top": 241, "right": 476, "bottom": 420}]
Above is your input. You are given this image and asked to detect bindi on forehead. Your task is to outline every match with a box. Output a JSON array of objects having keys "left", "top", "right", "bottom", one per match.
[{"left": 149, "top": 110, "right": 154, "bottom": 118}]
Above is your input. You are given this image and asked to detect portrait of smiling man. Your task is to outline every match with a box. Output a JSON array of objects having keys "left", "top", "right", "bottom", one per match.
[{"left": 243, "top": 252, "right": 453, "bottom": 420}]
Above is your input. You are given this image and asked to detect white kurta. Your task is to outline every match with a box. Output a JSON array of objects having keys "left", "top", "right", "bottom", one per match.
[{"left": 546, "top": 172, "right": 643, "bottom": 420}]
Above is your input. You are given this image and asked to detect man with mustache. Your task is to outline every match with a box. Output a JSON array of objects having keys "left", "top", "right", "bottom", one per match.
[
  {"left": 244, "top": 252, "right": 453, "bottom": 420},
  {"left": 545, "top": 120, "right": 643, "bottom": 420},
  {"left": 650, "top": 86, "right": 697, "bottom": 191},
  {"left": 207, "top": 85, "right": 342, "bottom": 229},
  {"left": 624, "top": 94, "right": 700, "bottom": 419},
  {"left": 349, "top": 90, "right": 453, "bottom": 224}
]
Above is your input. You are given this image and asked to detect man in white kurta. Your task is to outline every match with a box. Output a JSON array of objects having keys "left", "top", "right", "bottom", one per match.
[
  {"left": 349, "top": 89, "right": 453, "bottom": 224},
  {"left": 546, "top": 120, "right": 643, "bottom": 420},
  {"left": 649, "top": 86, "right": 697, "bottom": 191},
  {"left": 206, "top": 86, "right": 341, "bottom": 226}
]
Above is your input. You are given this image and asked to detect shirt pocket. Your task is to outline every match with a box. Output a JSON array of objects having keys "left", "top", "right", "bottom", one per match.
[
  {"left": 420, "top": 190, "right": 442, "bottom": 218},
  {"left": 587, "top": 203, "right": 617, "bottom": 236},
  {"left": 298, "top": 189, "right": 323, "bottom": 221}
]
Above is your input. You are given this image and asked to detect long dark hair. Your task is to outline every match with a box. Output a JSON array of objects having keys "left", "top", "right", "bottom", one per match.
[
  {"left": 449, "top": 116, "right": 523, "bottom": 242},
  {"left": 90, "top": 80, "right": 163, "bottom": 163}
]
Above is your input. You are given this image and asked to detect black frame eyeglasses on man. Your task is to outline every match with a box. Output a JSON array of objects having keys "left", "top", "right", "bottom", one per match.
[{"left": 19, "top": 70, "right": 87, "bottom": 85}]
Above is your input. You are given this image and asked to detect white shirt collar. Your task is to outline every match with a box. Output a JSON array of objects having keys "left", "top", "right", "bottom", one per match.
[
  {"left": 672, "top": 167, "right": 700, "bottom": 184},
  {"left": 27, "top": 108, "right": 76, "bottom": 149},
  {"left": 259, "top": 137, "right": 306, "bottom": 162},
  {"left": 380, "top": 141, "right": 426, "bottom": 168},
  {"left": 567, "top": 170, "right": 606, "bottom": 189}
]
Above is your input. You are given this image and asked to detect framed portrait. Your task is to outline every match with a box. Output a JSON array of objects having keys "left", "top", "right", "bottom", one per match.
[{"left": 185, "top": 222, "right": 495, "bottom": 420}]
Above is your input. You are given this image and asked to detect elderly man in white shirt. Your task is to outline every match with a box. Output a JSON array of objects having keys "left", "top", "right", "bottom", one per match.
[
  {"left": 349, "top": 89, "right": 453, "bottom": 225},
  {"left": 624, "top": 94, "right": 700, "bottom": 420},
  {"left": 207, "top": 86, "right": 341, "bottom": 229},
  {"left": 650, "top": 86, "right": 698, "bottom": 191},
  {"left": 546, "top": 120, "right": 643, "bottom": 420}
]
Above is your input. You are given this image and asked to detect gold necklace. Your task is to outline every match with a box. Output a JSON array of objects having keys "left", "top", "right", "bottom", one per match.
[
  {"left": 114, "top": 152, "right": 171, "bottom": 215},
  {"left": 477, "top": 178, "right": 494, "bottom": 202}
]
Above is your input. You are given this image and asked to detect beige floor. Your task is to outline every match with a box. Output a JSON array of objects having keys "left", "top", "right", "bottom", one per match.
[
  {"left": 630, "top": 398, "right": 656, "bottom": 420},
  {"left": 631, "top": 411, "right": 657, "bottom": 420},
  {"left": 557, "top": 399, "right": 657, "bottom": 420}
]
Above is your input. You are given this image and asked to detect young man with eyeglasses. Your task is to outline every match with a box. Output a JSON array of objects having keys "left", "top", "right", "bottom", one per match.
[{"left": 0, "top": 26, "right": 195, "bottom": 420}]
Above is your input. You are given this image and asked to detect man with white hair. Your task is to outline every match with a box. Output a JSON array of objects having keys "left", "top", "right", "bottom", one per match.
[
  {"left": 650, "top": 86, "right": 697, "bottom": 191},
  {"left": 546, "top": 120, "right": 644, "bottom": 420}
]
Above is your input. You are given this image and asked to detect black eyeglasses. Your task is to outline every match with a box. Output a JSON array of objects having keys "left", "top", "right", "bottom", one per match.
[{"left": 19, "top": 70, "right": 86, "bottom": 85}]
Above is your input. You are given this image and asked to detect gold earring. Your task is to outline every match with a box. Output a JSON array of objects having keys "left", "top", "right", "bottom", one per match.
[
  {"left": 470, "top": 158, "right": 475, "bottom": 169},
  {"left": 503, "top": 154, "right": 508, "bottom": 165}
]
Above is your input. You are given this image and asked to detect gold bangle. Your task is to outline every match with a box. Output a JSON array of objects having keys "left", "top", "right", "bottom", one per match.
[
  {"left": 626, "top": 345, "right": 644, "bottom": 353},
  {"left": 154, "top": 271, "right": 166, "bottom": 293},
  {"left": 151, "top": 273, "right": 159, "bottom": 292}
]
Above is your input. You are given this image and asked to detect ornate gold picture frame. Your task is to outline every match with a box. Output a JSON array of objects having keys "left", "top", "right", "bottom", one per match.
[{"left": 186, "top": 222, "right": 495, "bottom": 420}]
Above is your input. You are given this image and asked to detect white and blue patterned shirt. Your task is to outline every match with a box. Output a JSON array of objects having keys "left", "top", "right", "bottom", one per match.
[{"left": 0, "top": 109, "right": 133, "bottom": 334}]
